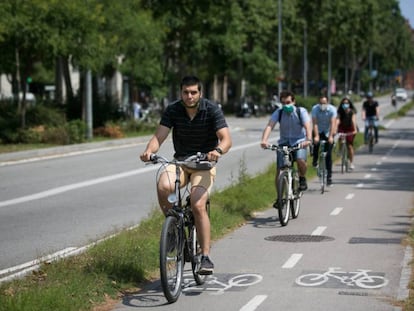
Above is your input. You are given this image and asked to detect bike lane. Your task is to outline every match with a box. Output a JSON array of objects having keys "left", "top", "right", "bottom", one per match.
[{"left": 111, "top": 110, "right": 414, "bottom": 311}]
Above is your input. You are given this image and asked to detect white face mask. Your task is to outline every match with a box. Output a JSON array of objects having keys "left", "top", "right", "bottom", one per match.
[{"left": 320, "top": 104, "right": 328, "bottom": 111}]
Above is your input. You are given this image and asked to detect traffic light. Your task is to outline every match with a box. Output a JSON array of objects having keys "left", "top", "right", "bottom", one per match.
[{"left": 26, "top": 76, "right": 32, "bottom": 84}]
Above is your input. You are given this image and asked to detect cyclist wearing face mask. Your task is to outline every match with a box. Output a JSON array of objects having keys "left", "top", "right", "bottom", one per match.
[
  {"left": 261, "top": 90, "right": 312, "bottom": 197},
  {"left": 311, "top": 95, "right": 337, "bottom": 185},
  {"left": 336, "top": 97, "right": 357, "bottom": 170}
]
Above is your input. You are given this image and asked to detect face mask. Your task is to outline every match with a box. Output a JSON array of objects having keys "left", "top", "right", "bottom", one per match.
[
  {"left": 342, "top": 103, "right": 349, "bottom": 109},
  {"left": 320, "top": 104, "right": 328, "bottom": 111},
  {"left": 283, "top": 104, "right": 294, "bottom": 114}
]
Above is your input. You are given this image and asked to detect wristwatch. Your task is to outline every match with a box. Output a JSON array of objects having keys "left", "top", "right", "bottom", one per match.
[{"left": 215, "top": 147, "right": 223, "bottom": 155}]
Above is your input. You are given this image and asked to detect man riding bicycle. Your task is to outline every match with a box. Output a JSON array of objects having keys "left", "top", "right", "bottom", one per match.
[
  {"left": 311, "top": 95, "right": 337, "bottom": 185},
  {"left": 260, "top": 90, "right": 312, "bottom": 207},
  {"left": 362, "top": 92, "right": 380, "bottom": 144},
  {"left": 140, "top": 76, "right": 232, "bottom": 275}
]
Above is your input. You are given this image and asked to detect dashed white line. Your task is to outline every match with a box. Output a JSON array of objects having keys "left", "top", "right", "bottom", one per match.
[
  {"left": 240, "top": 295, "right": 268, "bottom": 311},
  {"left": 345, "top": 193, "right": 354, "bottom": 200},
  {"left": 312, "top": 226, "right": 327, "bottom": 236},
  {"left": 364, "top": 174, "right": 371, "bottom": 179},
  {"left": 282, "top": 253, "right": 303, "bottom": 269},
  {"left": 330, "top": 207, "right": 343, "bottom": 216},
  {"left": 356, "top": 183, "right": 364, "bottom": 188}
]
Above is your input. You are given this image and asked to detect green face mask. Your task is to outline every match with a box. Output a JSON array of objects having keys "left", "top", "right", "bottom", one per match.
[{"left": 283, "top": 104, "right": 294, "bottom": 114}]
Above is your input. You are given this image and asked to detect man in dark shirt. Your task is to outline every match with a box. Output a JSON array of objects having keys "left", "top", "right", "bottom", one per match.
[
  {"left": 362, "top": 92, "right": 380, "bottom": 143},
  {"left": 140, "top": 76, "right": 232, "bottom": 275}
]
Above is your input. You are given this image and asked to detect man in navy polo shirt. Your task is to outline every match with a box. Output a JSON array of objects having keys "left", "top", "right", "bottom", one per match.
[{"left": 140, "top": 76, "right": 232, "bottom": 275}]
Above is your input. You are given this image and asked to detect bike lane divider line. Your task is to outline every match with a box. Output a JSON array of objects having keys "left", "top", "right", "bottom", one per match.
[
  {"left": 239, "top": 295, "right": 267, "bottom": 311},
  {"left": 356, "top": 183, "right": 364, "bottom": 188},
  {"left": 330, "top": 207, "right": 343, "bottom": 216},
  {"left": 345, "top": 193, "right": 354, "bottom": 200},
  {"left": 364, "top": 174, "right": 371, "bottom": 179},
  {"left": 311, "top": 226, "right": 327, "bottom": 236},
  {"left": 282, "top": 253, "right": 303, "bottom": 269}
]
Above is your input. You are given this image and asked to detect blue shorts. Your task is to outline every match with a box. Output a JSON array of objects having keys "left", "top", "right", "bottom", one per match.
[{"left": 276, "top": 147, "right": 307, "bottom": 168}]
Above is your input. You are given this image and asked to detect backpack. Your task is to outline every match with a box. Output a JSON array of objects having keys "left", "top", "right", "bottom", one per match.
[{"left": 278, "top": 106, "right": 303, "bottom": 126}]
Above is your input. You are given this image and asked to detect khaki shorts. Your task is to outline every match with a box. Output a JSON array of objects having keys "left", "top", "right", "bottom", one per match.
[{"left": 164, "top": 164, "right": 216, "bottom": 193}]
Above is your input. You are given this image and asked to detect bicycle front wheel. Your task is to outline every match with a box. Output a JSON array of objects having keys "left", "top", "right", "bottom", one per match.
[
  {"left": 319, "top": 159, "right": 326, "bottom": 194},
  {"left": 368, "top": 130, "right": 374, "bottom": 153},
  {"left": 160, "top": 216, "right": 184, "bottom": 303},
  {"left": 290, "top": 171, "right": 301, "bottom": 219},
  {"left": 341, "top": 144, "right": 347, "bottom": 174},
  {"left": 277, "top": 171, "right": 290, "bottom": 226}
]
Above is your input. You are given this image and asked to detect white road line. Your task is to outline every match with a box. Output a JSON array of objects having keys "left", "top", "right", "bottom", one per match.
[
  {"left": 311, "top": 226, "right": 327, "bottom": 236},
  {"left": 364, "top": 174, "right": 371, "bottom": 178},
  {"left": 330, "top": 207, "right": 343, "bottom": 216},
  {"left": 376, "top": 161, "right": 382, "bottom": 165},
  {"left": 240, "top": 295, "right": 268, "bottom": 311},
  {"left": 282, "top": 253, "right": 303, "bottom": 269},
  {"left": 371, "top": 167, "right": 378, "bottom": 171},
  {"left": 345, "top": 193, "right": 354, "bottom": 200},
  {"left": 356, "top": 183, "right": 364, "bottom": 188},
  {"left": 0, "top": 166, "right": 156, "bottom": 208}
]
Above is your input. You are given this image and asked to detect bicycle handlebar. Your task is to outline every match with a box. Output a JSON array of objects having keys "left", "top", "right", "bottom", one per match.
[
  {"left": 149, "top": 152, "right": 216, "bottom": 170},
  {"left": 264, "top": 144, "right": 303, "bottom": 153}
]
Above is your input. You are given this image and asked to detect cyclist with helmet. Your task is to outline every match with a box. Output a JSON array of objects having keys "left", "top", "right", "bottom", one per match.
[
  {"left": 362, "top": 92, "right": 380, "bottom": 144},
  {"left": 337, "top": 97, "right": 358, "bottom": 170}
]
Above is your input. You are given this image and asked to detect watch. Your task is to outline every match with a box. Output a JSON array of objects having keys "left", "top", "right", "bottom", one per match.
[{"left": 215, "top": 147, "right": 223, "bottom": 155}]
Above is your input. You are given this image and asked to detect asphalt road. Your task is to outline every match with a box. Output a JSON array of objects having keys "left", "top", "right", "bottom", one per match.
[{"left": 0, "top": 94, "right": 413, "bottom": 311}]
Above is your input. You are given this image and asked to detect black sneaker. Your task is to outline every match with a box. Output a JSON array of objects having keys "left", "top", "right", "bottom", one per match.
[
  {"left": 299, "top": 177, "right": 308, "bottom": 191},
  {"left": 198, "top": 255, "right": 214, "bottom": 275},
  {"left": 312, "top": 161, "right": 318, "bottom": 168},
  {"left": 327, "top": 178, "right": 332, "bottom": 186}
]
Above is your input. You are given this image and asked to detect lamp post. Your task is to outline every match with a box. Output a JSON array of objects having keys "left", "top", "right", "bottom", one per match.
[{"left": 278, "top": 0, "right": 283, "bottom": 95}]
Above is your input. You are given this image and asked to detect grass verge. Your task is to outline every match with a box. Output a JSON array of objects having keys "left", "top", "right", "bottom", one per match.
[{"left": 0, "top": 101, "right": 413, "bottom": 310}]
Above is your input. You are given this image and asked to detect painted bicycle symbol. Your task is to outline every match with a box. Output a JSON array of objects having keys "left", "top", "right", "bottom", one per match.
[
  {"left": 182, "top": 273, "right": 263, "bottom": 295},
  {"left": 295, "top": 267, "right": 388, "bottom": 289}
]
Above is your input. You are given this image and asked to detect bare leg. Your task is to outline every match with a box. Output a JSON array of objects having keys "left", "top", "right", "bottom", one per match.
[
  {"left": 191, "top": 186, "right": 211, "bottom": 255},
  {"left": 296, "top": 158, "right": 307, "bottom": 177},
  {"left": 157, "top": 171, "right": 175, "bottom": 215}
]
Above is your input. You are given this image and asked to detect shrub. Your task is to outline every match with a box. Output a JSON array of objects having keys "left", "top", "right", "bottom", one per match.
[{"left": 66, "top": 120, "right": 86, "bottom": 144}]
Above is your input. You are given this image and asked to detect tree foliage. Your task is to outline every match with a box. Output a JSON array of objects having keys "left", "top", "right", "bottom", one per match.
[{"left": 0, "top": 0, "right": 413, "bottom": 129}]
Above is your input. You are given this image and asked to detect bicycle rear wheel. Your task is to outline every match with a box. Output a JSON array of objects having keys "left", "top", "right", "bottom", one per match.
[
  {"left": 159, "top": 216, "right": 184, "bottom": 303},
  {"left": 190, "top": 199, "right": 210, "bottom": 285},
  {"left": 277, "top": 171, "right": 290, "bottom": 226},
  {"left": 290, "top": 171, "right": 301, "bottom": 219}
]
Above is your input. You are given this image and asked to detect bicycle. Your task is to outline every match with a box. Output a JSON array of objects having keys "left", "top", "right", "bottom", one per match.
[
  {"left": 336, "top": 133, "right": 353, "bottom": 174},
  {"left": 265, "top": 144, "right": 302, "bottom": 226},
  {"left": 316, "top": 140, "right": 328, "bottom": 194},
  {"left": 149, "top": 153, "right": 214, "bottom": 303}
]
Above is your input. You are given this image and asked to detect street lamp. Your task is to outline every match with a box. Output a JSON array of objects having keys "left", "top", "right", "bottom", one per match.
[{"left": 278, "top": 0, "right": 283, "bottom": 95}]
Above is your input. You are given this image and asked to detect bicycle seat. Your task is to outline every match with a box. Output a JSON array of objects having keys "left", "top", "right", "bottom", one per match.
[{"left": 183, "top": 161, "right": 215, "bottom": 170}]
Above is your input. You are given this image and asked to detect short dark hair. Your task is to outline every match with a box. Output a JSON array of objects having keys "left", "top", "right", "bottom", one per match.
[
  {"left": 180, "top": 76, "right": 202, "bottom": 92},
  {"left": 279, "top": 90, "right": 295, "bottom": 102}
]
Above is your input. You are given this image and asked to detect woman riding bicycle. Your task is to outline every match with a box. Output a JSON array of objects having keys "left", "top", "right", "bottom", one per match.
[
  {"left": 336, "top": 97, "right": 357, "bottom": 170},
  {"left": 140, "top": 76, "right": 232, "bottom": 275},
  {"left": 260, "top": 90, "right": 312, "bottom": 207}
]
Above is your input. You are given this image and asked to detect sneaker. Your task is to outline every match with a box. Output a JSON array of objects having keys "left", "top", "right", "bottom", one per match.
[
  {"left": 349, "top": 163, "right": 355, "bottom": 170},
  {"left": 299, "top": 177, "right": 308, "bottom": 191},
  {"left": 312, "top": 161, "right": 318, "bottom": 168},
  {"left": 273, "top": 201, "right": 279, "bottom": 209},
  {"left": 198, "top": 255, "right": 214, "bottom": 275},
  {"left": 327, "top": 178, "right": 332, "bottom": 186}
]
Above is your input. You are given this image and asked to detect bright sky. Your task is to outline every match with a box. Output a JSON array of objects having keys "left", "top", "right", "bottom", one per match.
[{"left": 399, "top": 0, "right": 414, "bottom": 28}]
